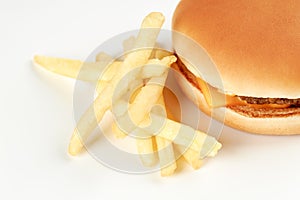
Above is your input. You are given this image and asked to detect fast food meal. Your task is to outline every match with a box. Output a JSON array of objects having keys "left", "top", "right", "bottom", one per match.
[
  {"left": 34, "top": 12, "right": 222, "bottom": 176},
  {"left": 172, "top": 0, "right": 300, "bottom": 135}
]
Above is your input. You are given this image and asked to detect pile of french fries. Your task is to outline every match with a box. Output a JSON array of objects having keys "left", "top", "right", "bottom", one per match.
[{"left": 33, "top": 12, "right": 222, "bottom": 176}]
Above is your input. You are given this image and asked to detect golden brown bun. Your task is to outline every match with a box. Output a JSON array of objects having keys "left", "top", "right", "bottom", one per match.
[
  {"left": 174, "top": 72, "right": 300, "bottom": 135},
  {"left": 172, "top": 0, "right": 300, "bottom": 98}
]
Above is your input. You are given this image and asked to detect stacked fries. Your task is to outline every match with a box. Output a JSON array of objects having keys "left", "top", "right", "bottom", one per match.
[{"left": 33, "top": 12, "right": 222, "bottom": 176}]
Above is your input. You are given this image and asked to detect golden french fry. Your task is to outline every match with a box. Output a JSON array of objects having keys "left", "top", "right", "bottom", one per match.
[
  {"left": 122, "top": 38, "right": 171, "bottom": 60},
  {"left": 135, "top": 95, "right": 168, "bottom": 168},
  {"left": 111, "top": 86, "right": 143, "bottom": 139},
  {"left": 135, "top": 12, "right": 165, "bottom": 46},
  {"left": 111, "top": 12, "right": 164, "bottom": 74},
  {"left": 136, "top": 135, "right": 158, "bottom": 167},
  {"left": 156, "top": 136, "right": 177, "bottom": 176},
  {"left": 34, "top": 55, "right": 97, "bottom": 81},
  {"left": 34, "top": 55, "right": 121, "bottom": 82},
  {"left": 123, "top": 36, "right": 136, "bottom": 53},
  {"left": 95, "top": 61, "right": 123, "bottom": 94},
  {"left": 95, "top": 52, "right": 113, "bottom": 62},
  {"left": 154, "top": 49, "right": 173, "bottom": 60},
  {"left": 100, "top": 14, "right": 169, "bottom": 102},
  {"left": 98, "top": 62, "right": 121, "bottom": 81},
  {"left": 96, "top": 80, "right": 108, "bottom": 93},
  {"left": 68, "top": 12, "right": 165, "bottom": 155},
  {"left": 68, "top": 85, "right": 112, "bottom": 155},
  {"left": 141, "top": 61, "right": 168, "bottom": 79},
  {"left": 112, "top": 121, "right": 127, "bottom": 139},
  {"left": 176, "top": 146, "right": 203, "bottom": 170},
  {"left": 156, "top": 96, "right": 177, "bottom": 176}
]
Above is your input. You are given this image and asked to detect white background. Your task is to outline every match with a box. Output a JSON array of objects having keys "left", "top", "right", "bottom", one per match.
[{"left": 1, "top": 0, "right": 300, "bottom": 199}]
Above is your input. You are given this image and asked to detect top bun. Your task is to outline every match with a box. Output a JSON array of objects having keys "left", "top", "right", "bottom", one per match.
[{"left": 172, "top": 0, "right": 300, "bottom": 98}]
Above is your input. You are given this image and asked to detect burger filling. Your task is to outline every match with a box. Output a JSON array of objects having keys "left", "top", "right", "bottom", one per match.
[{"left": 174, "top": 56, "right": 300, "bottom": 118}]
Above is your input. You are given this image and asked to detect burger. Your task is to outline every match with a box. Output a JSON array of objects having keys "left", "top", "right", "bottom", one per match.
[{"left": 171, "top": 0, "right": 300, "bottom": 135}]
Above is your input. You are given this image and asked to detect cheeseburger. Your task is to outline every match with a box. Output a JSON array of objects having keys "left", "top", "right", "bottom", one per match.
[{"left": 172, "top": 0, "right": 300, "bottom": 135}]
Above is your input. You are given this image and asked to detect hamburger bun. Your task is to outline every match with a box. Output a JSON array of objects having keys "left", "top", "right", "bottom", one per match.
[{"left": 172, "top": 0, "right": 300, "bottom": 135}]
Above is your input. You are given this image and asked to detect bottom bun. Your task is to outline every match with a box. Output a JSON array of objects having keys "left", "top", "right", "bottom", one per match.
[{"left": 174, "top": 72, "right": 300, "bottom": 135}]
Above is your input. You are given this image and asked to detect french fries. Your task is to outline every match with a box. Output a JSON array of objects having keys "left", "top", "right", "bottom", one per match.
[
  {"left": 111, "top": 64, "right": 220, "bottom": 175},
  {"left": 34, "top": 12, "right": 222, "bottom": 176},
  {"left": 113, "top": 113, "right": 222, "bottom": 157},
  {"left": 113, "top": 56, "right": 175, "bottom": 169},
  {"left": 68, "top": 12, "right": 165, "bottom": 155}
]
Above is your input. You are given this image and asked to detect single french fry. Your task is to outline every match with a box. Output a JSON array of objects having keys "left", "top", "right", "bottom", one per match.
[
  {"left": 68, "top": 85, "right": 112, "bottom": 155},
  {"left": 156, "top": 136, "right": 177, "bottom": 176},
  {"left": 134, "top": 12, "right": 165, "bottom": 48},
  {"left": 34, "top": 55, "right": 97, "bottom": 81},
  {"left": 136, "top": 133, "right": 158, "bottom": 167},
  {"left": 33, "top": 55, "right": 121, "bottom": 82},
  {"left": 101, "top": 14, "right": 169, "bottom": 102},
  {"left": 135, "top": 95, "right": 169, "bottom": 168},
  {"left": 111, "top": 86, "right": 143, "bottom": 139},
  {"left": 96, "top": 80, "right": 108, "bottom": 93},
  {"left": 176, "top": 146, "right": 203, "bottom": 170},
  {"left": 141, "top": 61, "right": 169, "bottom": 79},
  {"left": 156, "top": 96, "right": 177, "bottom": 176},
  {"left": 68, "top": 12, "right": 165, "bottom": 155},
  {"left": 95, "top": 52, "right": 113, "bottom": 62},
  {"left": 112, "top": 121, "right": 127, "bottom": 139},
  {"left": 123, "top": 36, "right": 136, "bottom": 53},
  {"left": 98, "top": 62, "right": 121, "bottom": 81},
  {"left": 95, "top": 61, "right": 122, "bottom": 94},
  {"left": 154, "top": 49, "right": 173, "bottom": 60},
  {"left": 122, "top": 38, "right": 172, "bottom": 63}
]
